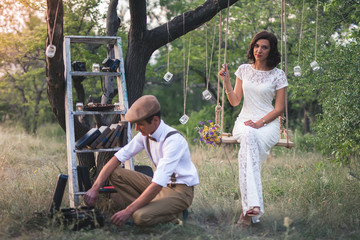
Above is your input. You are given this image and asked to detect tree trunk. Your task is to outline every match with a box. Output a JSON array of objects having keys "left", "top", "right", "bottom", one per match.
[
  {"left": 46, "top": 0, "right": 95, "bottom": 169},
  {"left": 46, "top": 0, "right": 65, "bottom": 131}
]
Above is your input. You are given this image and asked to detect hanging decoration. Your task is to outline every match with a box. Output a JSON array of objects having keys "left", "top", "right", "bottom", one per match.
[
  {"left": 46, "top": 0, "right": 60, "bottom": 58},
  {"left": 311, "top": 0, "right": 320, "bottom": 71},
  {"left": 294, "top": 0, "right": 305, "bottom": 77},
  {"left": 179, "top": 34, "right": 191, "bottom": 124},
  {"left": 163, "top": 22, "right": 174, "bottom": 82},
  {"left": 179, "top": 14, "right": 191, "bottom": 125},
  {"left": 202, "top": 24, "right": 217, "bottom": 101},
  {"left": 92, "top": 63, "right": 100, "bottom": 72}
]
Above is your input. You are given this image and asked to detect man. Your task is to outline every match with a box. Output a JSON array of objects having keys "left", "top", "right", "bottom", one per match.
[{"left": 84, "top": 95, "right": 199, "bottom": 227}]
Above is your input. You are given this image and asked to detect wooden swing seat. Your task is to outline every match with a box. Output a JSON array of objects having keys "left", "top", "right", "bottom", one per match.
[{"left": 221, "top": 133, "right": 294, "bottom": 148}]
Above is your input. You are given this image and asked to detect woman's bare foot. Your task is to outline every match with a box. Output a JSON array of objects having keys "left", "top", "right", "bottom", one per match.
[{"left": 246, "top": 206, "right": 260, "bottom": 217}]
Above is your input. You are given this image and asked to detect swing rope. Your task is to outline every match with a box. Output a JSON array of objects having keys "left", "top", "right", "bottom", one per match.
[
  {"left": 297, "top": 0, "right": 305, "bottom": 65},
  {"left": 281, "top": 0, "right": 291, "bottom": 147},
  {"left": 215, "top": 11, "right": 222, "bottom": 128},
  {"left": 215, "top": 0, "right": 230, "bottom": 135},
  {"left": 220, "top": 0, "right": 230, "bottom": 135}
]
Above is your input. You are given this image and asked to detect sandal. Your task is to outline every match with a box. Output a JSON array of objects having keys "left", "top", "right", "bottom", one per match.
[{"left": 246, "top": 206, "right": 260, "bottom": 217}]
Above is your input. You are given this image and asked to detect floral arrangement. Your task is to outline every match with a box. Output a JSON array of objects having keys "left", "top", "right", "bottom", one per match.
[{"left": 195, "top": 120, "right": 221, "bottom": 146}]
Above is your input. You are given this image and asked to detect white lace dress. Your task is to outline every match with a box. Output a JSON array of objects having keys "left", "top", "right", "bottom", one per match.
[{"left": 232, "top": 64, "right": 288, "bottom": 222}]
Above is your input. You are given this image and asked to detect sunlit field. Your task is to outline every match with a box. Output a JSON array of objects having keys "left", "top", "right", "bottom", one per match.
[{"left": 0, "top": 123, "right": 359, "bottom": 239}]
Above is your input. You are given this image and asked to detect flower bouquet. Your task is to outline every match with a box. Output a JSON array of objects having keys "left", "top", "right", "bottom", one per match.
[{"left": 195, "top": 120, "right": 221, "bottom": 146}]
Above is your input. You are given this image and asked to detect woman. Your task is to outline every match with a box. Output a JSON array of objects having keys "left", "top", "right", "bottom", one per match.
[{"left": 218, "top": 31, "right": 288, "bottom": 227}]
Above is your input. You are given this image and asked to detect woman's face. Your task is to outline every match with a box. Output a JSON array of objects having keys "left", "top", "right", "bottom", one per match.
[{"left": 253, "top": 39, "right": 270, "bottom": 62}]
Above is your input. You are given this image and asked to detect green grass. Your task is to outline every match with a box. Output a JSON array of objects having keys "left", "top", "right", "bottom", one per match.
[{"left": 0, "top": 123, "right": 359, "bottom": 239}]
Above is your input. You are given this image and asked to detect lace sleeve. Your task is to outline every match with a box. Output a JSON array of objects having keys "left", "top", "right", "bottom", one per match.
[
  {"left": 234, "top": 64, "right": 245, "bottom": 80},
  {"left": 275, "top": 69, "right": 288, "bottom": 90}
]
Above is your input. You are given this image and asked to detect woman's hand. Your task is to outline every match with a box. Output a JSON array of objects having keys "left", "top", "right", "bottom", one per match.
[
  {"left": 218, "top": 64, "right": 230, "bottom": 83},
  {"left": 244, "top": 120, "right": 261, "bottom": 129}
]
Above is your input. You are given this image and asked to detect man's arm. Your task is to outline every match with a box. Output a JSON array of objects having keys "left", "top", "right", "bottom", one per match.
[
  {"left": 111, "top": 182, "right": 162, "bottom": 226},
  {"left": 83, "top": 156, "right": 121, "bottom": 206}
]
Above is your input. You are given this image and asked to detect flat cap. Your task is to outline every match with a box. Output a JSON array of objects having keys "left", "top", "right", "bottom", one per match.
[{"left": 125, "top": 95, "right": 160, "bottom": 123}]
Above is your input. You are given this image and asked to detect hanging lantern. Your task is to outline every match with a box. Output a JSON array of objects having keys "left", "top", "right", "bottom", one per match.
[
  {"left": 163, "top": 72, "right": 173, "bottom": 82},
  {"left": 179, "top": 114, "right": 189, "bottom": 124},
  {"left": 202, "top": 89, "right": 212, "bottom": 100},
  {"left": 293, "top": 65, "right": 301, "bottom": 77},
  {"left": 46, "top": 44, "right": 56, "bottom": 58},
  {"left": 76, "top": 102, "right": 83, "bottom": 111},
  {"left": 92, "top": 63, "right": 100, "bottom": 72},
  {"left": 310, "top": 61, "right": 320, "bottom": 71},
  {"left": 114, "top": 102, "right": 120, "bottom": 111}
]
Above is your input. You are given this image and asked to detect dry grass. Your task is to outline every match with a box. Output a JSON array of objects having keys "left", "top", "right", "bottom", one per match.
[{"left": 0, "top": 123, "right": 359, "bottom": 239}]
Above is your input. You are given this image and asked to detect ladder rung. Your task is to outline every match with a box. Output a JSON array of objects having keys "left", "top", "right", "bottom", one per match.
[
  {"left": 71, "top": 71, "right": 121, "bottom": 77},
  {"left": 66, "top": 35, "right": 119, "bottom": 44}
]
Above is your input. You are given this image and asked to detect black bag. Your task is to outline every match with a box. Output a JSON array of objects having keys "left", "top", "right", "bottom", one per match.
[
  {"left": 50, "top": 174, "right": 105, "bottom": 230},
  {"left": 59, "top": 206, "right": 104, "bottom": 231}
]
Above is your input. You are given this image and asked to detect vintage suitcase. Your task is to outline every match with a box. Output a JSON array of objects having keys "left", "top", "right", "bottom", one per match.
[{"left": 50, "top": 174, "right": 105, "bottom": 230}]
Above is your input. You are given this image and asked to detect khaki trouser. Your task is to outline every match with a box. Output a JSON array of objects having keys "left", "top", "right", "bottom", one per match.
[{"left": 109, "top": 166, "right": 194, "bottom": 226}]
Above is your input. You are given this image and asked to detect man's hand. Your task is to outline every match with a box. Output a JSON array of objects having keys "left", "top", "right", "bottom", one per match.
[
  {"left": 83, "top": 156, "right": 121, "bottom": 207},
  {"left": 83, "top": 187, "right": 99, "bottom": 207},
  {"left": 111, "top": 209, "right": 133, "bottom": 226}
]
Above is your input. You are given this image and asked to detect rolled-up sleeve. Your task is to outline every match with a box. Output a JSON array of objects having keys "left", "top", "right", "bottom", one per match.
[
  {"left": 152, "top": 136, "right": 187, "bottom": 187},
  {"left": 114, "top": 133, "right": 145, "bottom": 163}
]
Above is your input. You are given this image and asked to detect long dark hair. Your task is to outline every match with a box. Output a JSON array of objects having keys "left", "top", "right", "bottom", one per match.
[{"left": 246, "top": 31, "right": 281, "bottom": 69}]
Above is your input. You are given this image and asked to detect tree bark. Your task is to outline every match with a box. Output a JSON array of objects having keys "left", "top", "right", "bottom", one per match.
[{"left": 46, "top": 0, "right": 65, "bottom": 131}]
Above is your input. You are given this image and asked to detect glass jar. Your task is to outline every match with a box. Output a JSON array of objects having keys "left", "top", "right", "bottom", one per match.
[
  {"left": 46, "top": 45, "right": 56, "bottom": 58},
  {"left": 179, "top": 114, "right": 189, "bottom": 124},
  {"left": 310, "top": 61, "right": 320, "bottom": 71},
  {"left": 92, "top": 63, "right": 100, "bottom": 72},
  {"left": 294, "top": 65, "right": 301, "bottom": 77},
  {"left": 163, "top": 72, "right": 173, "bottom": 82},
  {"left": 202, "top": 89, "right": 212, "bottom": 100},
  {"left": 114, "top": 102, "right": 120, "bottom": 111},
  {"left": 76, "top": 102, "right": 83, "bottom": 111}
]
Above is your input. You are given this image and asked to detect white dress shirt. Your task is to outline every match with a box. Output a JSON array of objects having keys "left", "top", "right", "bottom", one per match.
[{"left": 114, "top": 120, "right": 199, "bottom": 187}]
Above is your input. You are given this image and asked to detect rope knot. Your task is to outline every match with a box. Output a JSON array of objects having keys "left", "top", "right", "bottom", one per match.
[
  {"left": 215, "top": 105, "right": 222, "bottom": 112},
  {"left": 215, "top": 104, "right": 222, "bottom": 126}
]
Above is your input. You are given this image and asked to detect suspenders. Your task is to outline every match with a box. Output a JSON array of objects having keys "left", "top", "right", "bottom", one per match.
[{"left": 145, "top": 131, "right": 181, "bottom": 183}]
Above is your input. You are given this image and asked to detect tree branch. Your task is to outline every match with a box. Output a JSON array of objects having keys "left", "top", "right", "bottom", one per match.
[{"left": 146, "top": 0, "right": 238, "bottom": 52}]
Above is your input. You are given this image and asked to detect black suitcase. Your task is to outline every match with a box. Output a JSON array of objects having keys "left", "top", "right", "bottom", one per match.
[{"left": 49, "top": 174, "right": 105, "bottom": 230}]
